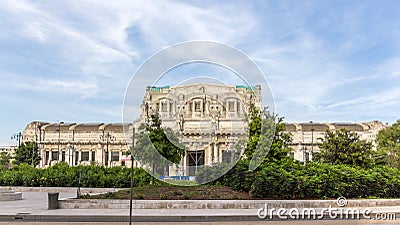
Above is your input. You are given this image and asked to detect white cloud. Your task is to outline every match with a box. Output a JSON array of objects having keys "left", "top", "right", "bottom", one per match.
[{"left": 1, "top": 0, "right": 400, "bottom": 146}]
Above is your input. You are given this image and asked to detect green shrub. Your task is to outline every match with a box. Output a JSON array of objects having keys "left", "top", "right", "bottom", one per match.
[
  {"left": 0, "top": 163, "right": 151, "bottom": 188},
  {"left": 183, "top": 192, "right": 191, "bottom": 200},
  {"left": 206, "top": 159, "right": 400, "bottom": 199},
  {"left": 160, "top": 193, "right": 168, "bottom": 200}
]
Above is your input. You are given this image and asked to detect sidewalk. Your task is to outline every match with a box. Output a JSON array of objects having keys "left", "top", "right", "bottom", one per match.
[{"left": 1, "top": 191, "right": 400, "bottom": 222}]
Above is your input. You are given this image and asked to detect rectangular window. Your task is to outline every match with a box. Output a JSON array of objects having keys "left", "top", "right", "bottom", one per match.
[
  {"left": 305, "top": 152, "right": 310, "bottom": 162},
  {"left": 161, "top": 102, "right": 167, "bottom": 112},
  {"left": 75, "top": 151, "right": 79, "bottom": 165},
  {"left": 62, "top": 151, "right": 65, "bottom": 161},
  {"left": 45, "top": 151, "right": 49, "bottom": 164},
  {"left": 52, "top": 151, "right": 59, "bottom": 161},
  {"left": 111, "top": 151, "right": 119, "bottom": 162},
  {"left": 81, "top": 151, "right": 89, "bottom": 161},
  {"left": 228, "top": 101, "right": 235, "bottom": 112},
  {"left": 195, "top": 101, "right": 201, "bottom": 112},
  {"left": 290, "top": 152, "right": 294, "bottom": 158},
  {"left": 91, "top": 151, "right": 96, "bottom": 161},
  {"left": 222, "top": 151, "right": 232, "bottom": 164}
]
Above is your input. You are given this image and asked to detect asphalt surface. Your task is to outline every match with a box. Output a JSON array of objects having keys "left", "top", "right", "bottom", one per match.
[{"left": 1, "top": 191, "right": 400, "bottom": 224}]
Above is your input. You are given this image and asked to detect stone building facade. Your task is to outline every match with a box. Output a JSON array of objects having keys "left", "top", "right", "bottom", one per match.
[
  {"left": 137, "top": 83, "right": 262, "bottom": 176},
  {"left": 21, "top": 83, "right": 386, "bottom": 171},
  {"left": 285, "top": 120, "right": 386, "bottom": 162},
  {"left": 0, "top": 146, "right": 16, "bottom": 157},
  {"left": 22, "top": 83, "right": 262, "bottom": 172},
  {"left": 22, "top": 121, "right": 134, "bottom": 168}
]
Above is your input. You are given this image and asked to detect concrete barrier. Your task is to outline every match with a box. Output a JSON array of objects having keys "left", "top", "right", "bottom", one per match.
[
  {"left": 0, "top": 186, "right": 122, "bottom": 194},
  {"left": 58, "top": 199, "right": 400, "bottom": 210},
  {"left": 0, "top": 189, "right": 22, "bottom": 201}
]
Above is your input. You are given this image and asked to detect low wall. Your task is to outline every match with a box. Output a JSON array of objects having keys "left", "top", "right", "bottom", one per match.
[
  {"left": 0, "top": 186, "right": 122, "bottom": 194},
  {"left": 59, "top": 199, "right": 400, "bottom": 210}
]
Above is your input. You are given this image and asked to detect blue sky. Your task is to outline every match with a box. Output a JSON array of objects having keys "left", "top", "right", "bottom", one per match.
[{"left": 1, "top": 0, "right": 400, "bottom": 145}]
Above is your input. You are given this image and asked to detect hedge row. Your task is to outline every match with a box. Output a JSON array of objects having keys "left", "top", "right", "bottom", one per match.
[
  {"left": 0, "top": 163, "right": 151, "bottom": 188},
  {"left": 197, "top": 159, "right": 400, "bottom": 199}
]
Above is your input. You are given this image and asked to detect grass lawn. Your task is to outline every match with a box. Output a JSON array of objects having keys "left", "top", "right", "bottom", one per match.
[{"left": 81, "top": 185, "right": 253, "bottom": 200}]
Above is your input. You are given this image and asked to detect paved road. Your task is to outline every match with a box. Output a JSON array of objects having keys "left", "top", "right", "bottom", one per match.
[
  {"left": 1, "top": 191, "right": 400, "bottom": 224},
  {"left": 1, "top": 221, "right": 400, "bottom": 224}
]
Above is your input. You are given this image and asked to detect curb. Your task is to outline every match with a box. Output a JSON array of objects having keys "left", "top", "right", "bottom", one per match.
[
  {"left": 59, "top": 199, "right": 400, "bottom": 210},
  {"left": 0, "top": 210, "right": 398, "bottom": 222}
]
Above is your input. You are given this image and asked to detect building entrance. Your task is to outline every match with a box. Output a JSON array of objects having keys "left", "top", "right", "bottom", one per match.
[{"left": 188, "top": 150, "right": 204, "bottom": 176}]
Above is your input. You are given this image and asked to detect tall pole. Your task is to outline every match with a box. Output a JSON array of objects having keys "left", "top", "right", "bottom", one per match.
[
  {"left": 106, "top": 132, "right": 109, "bottom": 167},
  {"left": 195, "top": 142, "right": 198, "bottom": 175},
  {"left": 18, "top": 132, "right": 21, "bottom": 148},
  {"left": 11, "top": 132, "right": 23, "bottom": 164},
  {"left": 129, "top": 127, "right": 135, "bottom": 225},
  {"left": 179, "top": 114, "right": 185, "bottom": 177},
  {"left": 301, "top": 132, "right": 305, "bottom": 165},
  {"left": 310, "top": 121, "right": 314, "bottom": 160}
]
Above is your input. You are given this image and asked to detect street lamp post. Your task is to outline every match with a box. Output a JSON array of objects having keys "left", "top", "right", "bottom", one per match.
[
  {"left": 211, "top": 132, "right": 215, "bottom": 166},
  {"left": 179, "top": 114, "right": 185, "bottom": 177},
  {"left": 11, "top": 132, "right": 23, "bottom": 164},
  {"left": 301, "top": 132, "right": 306, "bottom": 164},
  {"left": 310, "top": 121, "right": 314, "bottom": 160},
  {"left": 129, "top": 126, "right": 135, "bottom": 225},
  {"left": 103, "top": 132, "right": 115, "bottom": 167}
]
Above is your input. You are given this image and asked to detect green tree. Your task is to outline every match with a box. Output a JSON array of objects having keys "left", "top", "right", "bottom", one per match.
[
  {"left": 14, "top": 142, "right": 41, "bottom": 166},
  {"left": 375, "top": 120, "right": 400, "bottom": 168},
  {"left": 314, "top": 129, "right": 374, "bottom": 168},
  {"left": 197, "top": 107, "right": 293, "bottom": 186},
  {"left": 242, "top": 105, "right": 292, "bottom": 164},
  {"left": 242, "top": 104, "right": 262, "bottom": 159},
  {"left": 0, "top": 152, "right": 12, "bottom": 169},
  {"left": 133, "top": 114, "right": 185, "bottom": 184}
]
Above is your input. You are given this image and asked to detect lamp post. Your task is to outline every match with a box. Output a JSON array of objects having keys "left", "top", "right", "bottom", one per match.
[
  {"left": 129, "top": 126, "right": 135, "bottom": 225},
  {"left": 103, "top": 132, "right": 115, "bottom": 167},
  {"left": 211, "top": 110, "right": 219, "bottom": 165},
  {"left": 310, "top": 121, "right": 314, "bottom": 160},
  {"left": 178, "top": 114, "right": 185, "bottom": 177},
  {"left": 211, "top": 132, "right": 215, "bottom": 166},
  {"left": 38, "top": 123, "right": 43, "bottom": 167},
  {"left": 11, "top": 132, "right": 23, "bottom": 164}
]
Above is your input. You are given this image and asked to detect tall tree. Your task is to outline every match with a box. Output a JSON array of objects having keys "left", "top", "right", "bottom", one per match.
[
  {"left": 375, "top": 120, "right": 400, "bottom": 168},
  {"left": 242, "top": 105, "right": 292, "bottom": 164},
  {"left": 197, "top": 107, "right": 293, "bottom": 186},
  {"left": 14, "top": 141, "right": 41, "bottom": 166},
  {"left": 133, "top": 114, "right": 186, "bottom": 184},
  {"left": 314, "top": 129, "right": 374, "bottom": 168}
]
